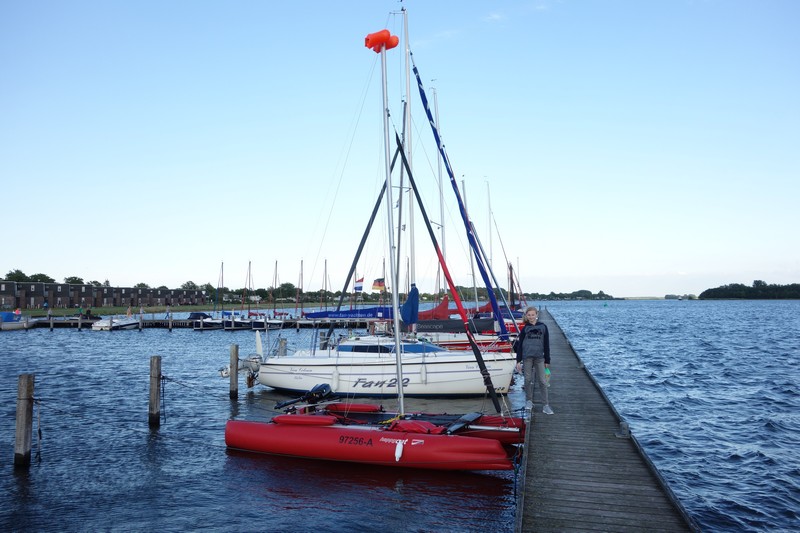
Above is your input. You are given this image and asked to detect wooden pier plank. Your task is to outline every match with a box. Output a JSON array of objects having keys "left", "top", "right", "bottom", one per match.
[{"left": 518, "top": 309, "right": 696, "bottom": 532}]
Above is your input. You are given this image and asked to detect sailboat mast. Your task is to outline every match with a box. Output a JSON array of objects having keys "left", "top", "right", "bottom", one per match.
[
  {"left": 432, "top": 86, "right": 445, "bottom": 297},
  {"left": 402, "top": 8, "right": 415, "bottom": 288},
  {"left": 486, "top": 180, "right": 493, "bottom": 270},
  {"left": 461, "top": 180, "right": 479, "bottom": 311}
]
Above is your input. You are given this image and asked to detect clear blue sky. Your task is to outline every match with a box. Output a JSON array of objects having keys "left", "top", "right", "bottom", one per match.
[{"left": 2, "top": 1, "right": 798, "bottom": 298}]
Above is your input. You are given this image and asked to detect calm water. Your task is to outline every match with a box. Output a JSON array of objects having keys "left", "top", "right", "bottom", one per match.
[{"left": 2, "top": 300, "right": 799, "bottom": 531}]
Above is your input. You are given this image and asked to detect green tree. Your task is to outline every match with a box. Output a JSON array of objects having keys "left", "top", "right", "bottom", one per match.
[
  {"left": 5, "top": 269, "right": 28, "bottom": 281},
  {"left": 279, "top": 282, "right": 297, "bottom": 299},
  {"left": 181, "top": 281, "right": 199, "bottom": 290},
  {"left": 64, "top": 276, "right": 84, "bottom": 284},
  {"left": 134, "top": 282, "right": 150, "bottom": 288},
  {"left": 89, "top": 280, "right": 102, "bottom": 286},
  {"left": 30, "top": 273, "right": 55, "bottom": 282}
]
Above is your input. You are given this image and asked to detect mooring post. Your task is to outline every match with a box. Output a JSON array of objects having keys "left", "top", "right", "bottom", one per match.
[
  {"left": 49, "top": 315, "right": 54, "bottom": 331},
  {"left": 14, "top": 373, "right": 35, "bottom": 468},
  {"left": 230, "top": 344, "right": 239, "bottom": 400},
  {"left": 149, "top": 356, "right": 161, "bottom": 427},
  {"left": 139, "top": 315, "right": 143, "bottom": 332},
  {"left": 168, "top": 313, "right": 173, "bottom": 332},
  {"left": 77, "top": 314, "right": 82, "bottom": 331}
]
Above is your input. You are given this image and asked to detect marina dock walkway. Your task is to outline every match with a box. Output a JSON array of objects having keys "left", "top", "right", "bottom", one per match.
[{"left": 517, "top": 309, "right": 697, "bottom": 532}]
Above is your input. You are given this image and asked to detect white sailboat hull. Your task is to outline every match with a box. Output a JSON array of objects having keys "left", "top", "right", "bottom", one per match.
[{"left": 257, "top": 349, "right": 516, "bottom": 398}]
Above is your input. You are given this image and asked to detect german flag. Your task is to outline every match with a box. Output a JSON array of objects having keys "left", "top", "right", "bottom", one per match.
[{"left": 372, "top": 278, "right": 385, "bottom": 291}]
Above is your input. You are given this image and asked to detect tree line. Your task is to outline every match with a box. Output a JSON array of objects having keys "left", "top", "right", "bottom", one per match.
[
  {"left": 699, "top": 280, "right": 800, "bottom": 299},
  {"left": 4, "top": 269, "right": 616, "bottom": 305}
]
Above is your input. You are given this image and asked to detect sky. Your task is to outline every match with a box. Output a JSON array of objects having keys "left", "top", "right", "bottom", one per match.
[{"left": 2, "top": 0, "right": 798, "bottom": 298}]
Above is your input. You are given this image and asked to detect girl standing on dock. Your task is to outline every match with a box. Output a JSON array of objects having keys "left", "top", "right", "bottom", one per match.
[{"left": 514, "top": 307, "right": 554, "bottom": 414}]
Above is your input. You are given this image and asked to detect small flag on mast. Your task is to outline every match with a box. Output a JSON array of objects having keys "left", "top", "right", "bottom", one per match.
[
  {"left": 372, "top": 278, "right": 385, "bottom": 291},
  {"left": 354, "top": 278, "right": 364, "bottom": 292}
]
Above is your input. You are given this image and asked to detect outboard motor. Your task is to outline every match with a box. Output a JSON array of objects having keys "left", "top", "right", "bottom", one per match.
[{"left": 275, "top": 383, "right": 335, "bottom": 410}]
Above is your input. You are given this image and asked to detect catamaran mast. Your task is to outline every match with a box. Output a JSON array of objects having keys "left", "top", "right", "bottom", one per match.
[{"left": 366, "top": 28, "right": 405, "bottom": 415}]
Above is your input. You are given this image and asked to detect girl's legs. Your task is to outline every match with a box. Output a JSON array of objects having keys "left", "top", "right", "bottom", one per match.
[
  {"left": 523, "top": 358, "right": 535, "bottom": 403},
  {"left": 533, "top": 358, "right": 549, "bottom": 406}
]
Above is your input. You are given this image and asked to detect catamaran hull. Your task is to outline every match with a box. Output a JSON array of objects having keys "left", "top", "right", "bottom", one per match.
[
  {"left": 256, "top": 354, "right": 516, "bottom": 398},
  {"left": 225, "top": 419, "right": 514, "bottom": 470}
]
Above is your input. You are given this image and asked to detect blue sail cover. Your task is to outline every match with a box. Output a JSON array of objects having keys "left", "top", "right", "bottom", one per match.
[
  {"left": 400, "top": 284, "right": 419, "bottom": 325},
  {"left": 305, "top": 306, "right": 394, "bottom": 319}
]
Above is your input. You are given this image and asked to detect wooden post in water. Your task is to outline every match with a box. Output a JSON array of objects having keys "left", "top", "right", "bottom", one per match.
[
  {"left": 77, "top": 314, "right": 82, "bottom": 331},
  {"left": 14, "top": 374, "right": 35, "bottom": 467},
  {"left": 230, "top": 344, "right": 239, "bottom": 400},
  {"left": 148, "top": 356, "right": 161, "bottom": 427},
  {"left": 139, "top": 315, "right": 143, "bottom": 331},
  {"left": 49, "top": 315, "right": 54, "bottom": 331},
  {"left": 168, "top": 313, "right": 173, "bottom": 332}
]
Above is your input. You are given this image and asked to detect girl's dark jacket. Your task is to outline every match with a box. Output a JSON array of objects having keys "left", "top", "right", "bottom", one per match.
[{"left": 513, "top": 321, "right": 551, "bottom": 364}]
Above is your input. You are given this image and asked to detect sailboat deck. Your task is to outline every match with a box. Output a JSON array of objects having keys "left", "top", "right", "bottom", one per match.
[{"left": 516, "top": 308, "right": 698, "bottom": 532}]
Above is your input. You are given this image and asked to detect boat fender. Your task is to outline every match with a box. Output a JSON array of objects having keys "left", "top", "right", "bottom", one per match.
[
  {"left": 394, "top": 440, "right": 404, "bottom": 462},
  {"left": 246, "top": 370, "right": 256, "bottom": 388},
  {"left": 420, "top": 363, "right": 427, "bottom": 385},
  {"left": 332, "top": 369, "right": 339, "bottom": 391}
]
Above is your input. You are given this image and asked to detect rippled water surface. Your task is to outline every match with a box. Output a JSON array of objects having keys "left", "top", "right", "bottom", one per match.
[
  {"left": 2, "top": 300, "right": 799, "bottom": 532},
  {"left": 547, "top": 299, "right": 800, "bottom": 532},
  {"left": 1, "top": 326, "right": 517, "bottom": 532}
]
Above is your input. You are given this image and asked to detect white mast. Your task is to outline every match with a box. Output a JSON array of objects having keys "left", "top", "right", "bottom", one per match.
[
  {"left": 374, "top": 30, "right": 405, "bottom": 415},
  {"left": 486, "top": 179, "right": 493, "bottom": 271},
  {"left": 432, "top": 85, "right": 446, "bottom": 296},
  {"left": 402, "top": 8, "right": 415, "bottom": 288},
  {"left": 461, "top": 179, "right": 479, "bottom": 310}
]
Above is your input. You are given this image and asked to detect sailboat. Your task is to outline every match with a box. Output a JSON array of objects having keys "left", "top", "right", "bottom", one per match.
[
  {"left": 225, "top": 27, "right": 524, "bottom": 471},
  {"left": 194, "top": 262, "right": 226, "bottom": 330}
]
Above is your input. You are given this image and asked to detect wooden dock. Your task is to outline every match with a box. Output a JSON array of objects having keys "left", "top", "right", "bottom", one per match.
[{"left": 516, "top": 309, "right": 698, "bottom": 532}]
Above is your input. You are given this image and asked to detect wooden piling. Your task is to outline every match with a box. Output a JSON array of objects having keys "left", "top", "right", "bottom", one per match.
[
  {"left": 168, "top": 314, "right": 173, "bottom": 332},
  {"left": 230, "top": 344, "right": 239, "bottom": 400},
  {"left": 14, "top": 373, "right": 35, "bottom": 468},
  {"left": 139, "top": 315, "right": 143, "bottom": 332},
  {"left": 148, "top": 356, "right": 161, "bottom": 427}
]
